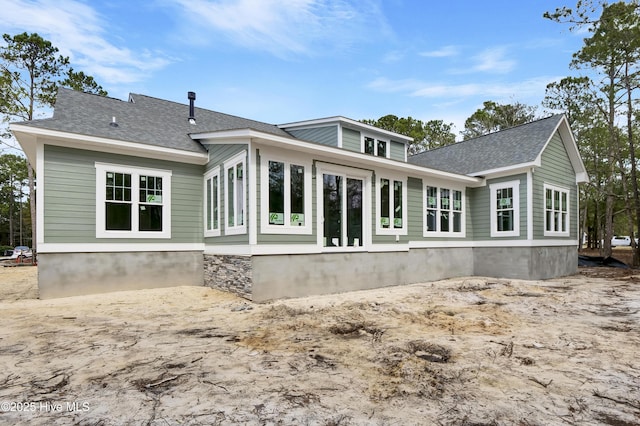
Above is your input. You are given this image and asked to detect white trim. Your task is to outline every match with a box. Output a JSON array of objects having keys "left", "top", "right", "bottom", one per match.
[
  {"left": 375, "top": 173, "right": 408, "bottom": 236},
  {"left": 95, "top": 163, "right": 172, "bottom": 239},
  {"left": 543, "top": 183, "right": 571, "bottom": 237},
  {"left": 38, "top": 243, "right": 204, "bottom": 253},
  {"left": 191, "top": 128, "right": 482, "bottom": 186},
  {"left": 10, "top": 124, "right": 208, "bottom": 165},
  {"left": 204, "top": 244, "right": 321, "bottom": 256},
  {"left": 316, "top": 162, "right": 372, "bottom": 251},
  {"left": 36, "top": 141, "right": 45, "bottom": 247},
  {"left": 361, "top": 134, "right": 391, "bottom": 159},
  {"left": 223, "top": 151, "right": 247, "bottom": 236},
  {"left": 410, "top": 239, "right": 578, "bottom": 248},
  {"left": 527, "top": 170, "right": 533, "bottom": 241},
  {"left": 423, "top": 184, "right": 466, "bottom": 238},
  {"left": 248, "top": 145, "right": 258, "bottom": 245},
  {"left": 259, "top": 148, "right": 313, "bottom": 235},
  {"left": 489, "top": 180, "right": 520, "bottom": 238},
  {"left": 203, "top": 168, "right": 221, "bottom": 237},
  {"left": 278, "top": 116, "right": 413, "bottom": 143}
]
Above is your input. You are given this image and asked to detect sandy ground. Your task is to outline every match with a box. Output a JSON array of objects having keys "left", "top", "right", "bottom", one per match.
[{"left": 0, "top": 263, "right": 639, "bottom": 425}]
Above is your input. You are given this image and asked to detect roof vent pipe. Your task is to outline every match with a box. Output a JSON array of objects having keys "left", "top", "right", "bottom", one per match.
[{"left": 188, "top": 91, "right": 196, "bottom": 124}]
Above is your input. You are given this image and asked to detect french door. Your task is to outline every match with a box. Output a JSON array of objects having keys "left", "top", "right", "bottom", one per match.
[{"left": 321, "top": 170, "right": 367, "bottom": 249}]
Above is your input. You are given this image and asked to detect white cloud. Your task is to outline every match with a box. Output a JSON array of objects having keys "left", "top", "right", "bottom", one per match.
[
  {"left": 368, "top": 75, "right": 560, "bottom": 100},
  {"left": 419, "top": 45, "right": 459, "bottom": 58},
  {"left": 167, "top": 0, "right": 391, "bottom": 57},
  {"left": 470, "top": 47, "right": 516, "bottom": 74},
  {"left": 0, "top": 0, "right": 171, "bottom": 85}
]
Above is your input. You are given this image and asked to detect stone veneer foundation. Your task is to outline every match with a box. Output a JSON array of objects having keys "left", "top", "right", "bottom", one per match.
[{"left": 203, "top": 254, "right": 253, "bottom": 299}]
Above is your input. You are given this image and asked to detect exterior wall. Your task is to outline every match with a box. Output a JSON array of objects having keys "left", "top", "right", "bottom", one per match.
[
  {"left": 43, "top": 145, "right": 203, "bottom": 244},
  {"left": 390, "top": 141, "right": 406, "bottom": 161},
  {"left": 473, "top": 246, "right": 577, "bottom": 280},
  {"left": 204, "top": 144, "right": 250, "bottom": 245},
  {"left": 342, "top": 127, "right": 360, "bottom": 152},
  {"left": 286, "top": 126, "right": 338, "bottom": 147},
  {"left": 533, "top": 131, "right": 578, "bottom": 239},
  {"left": 250, "top": 248, "right": 474, "bottom": 302},
  {"left": 469, "top": 174, "right": 527, "bottom": 241},
  {"left": 38, "top": 251, "right": 203, "bottom": 299}
]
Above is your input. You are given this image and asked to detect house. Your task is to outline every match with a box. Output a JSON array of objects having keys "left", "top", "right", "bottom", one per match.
[{"left": 10, "top": 89, "right": 588, "bottom": 300}]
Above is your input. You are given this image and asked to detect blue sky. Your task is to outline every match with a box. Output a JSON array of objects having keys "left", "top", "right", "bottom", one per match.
[{"left": 1, "top": 0, "right": 588, "bottom": 139}]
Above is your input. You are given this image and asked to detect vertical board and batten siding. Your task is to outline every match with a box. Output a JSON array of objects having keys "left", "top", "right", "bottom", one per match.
[
  {"left": 468, "top": 173, "right": 528, "bottom": 240},
  {"left": 203, "top": 144, "right": 250, "bottom": 245},
  {"left": 43, "top": 144, "right": 203, "bottom": 244},
  {"left": 533, "top": 132, "right": 578, "bottom": 239},
  {"left": 255, "top": 148, "right": 317, "bottom": 245},
  {"left": 286, "top": 126, "right": 338, "bottom": 147}
]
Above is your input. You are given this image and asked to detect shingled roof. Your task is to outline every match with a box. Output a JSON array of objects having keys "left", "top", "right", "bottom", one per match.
[
  {"left": 17, "top": 88, "right": 292, "bottom": 154},
  {"left": 408, "top": 114, "right": 566, "bottom": 175}
]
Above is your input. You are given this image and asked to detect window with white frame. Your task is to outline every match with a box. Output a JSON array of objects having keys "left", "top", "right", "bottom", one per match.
[
  {"left": 363, "top": 135, "right": 389, "bottom": 158},
  {"left": 489, "top": 180, "right": 520, "bottom": 237},
  {"left": 95, "top": 163, "right": 171, "bottom": 238},
  {"left": 424, "top": 185, "right": 464, "bottom": 236},
  {"left": 544, "top": 184, "right": 569, "bottom": 236},
  {"left": 377, "top": 176, "right": 407, "bottom": 234},
  {"left": 204, "top": 168, "right": 220, "bottom": 237},
  {"left": 224, "top": 152, "right": 246, "bottom": 235},
  {"left": 260, "top": 153, "right": 312, "bottom": 234}
]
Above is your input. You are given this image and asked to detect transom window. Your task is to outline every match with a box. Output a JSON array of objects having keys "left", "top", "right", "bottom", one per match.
[
  {"left": 489, "top": 180, "right": 520, "bottom": 237},
  {"left": 204, "top": 168, "right": 220, "bottom": 237},
  {"left": 377, "top": 176, "right": 407, "bottom": 235},
  {"left": 424, "top": 185, "right": 464, "bottom": 236},
  {"left": 544, "top": 184, "right": 569, "bottom": 236},
  {"left": 260, "top": 152, "right": 312, "bottom": 234},
  {"left": 95, "top": 163, "right": 171, "bottom": 238},
  {"left": 224, "top": 152, "right": 246, "bottom": 235},
  {"left": 363, "top": 135, "right": 389, "bottom": 158}
]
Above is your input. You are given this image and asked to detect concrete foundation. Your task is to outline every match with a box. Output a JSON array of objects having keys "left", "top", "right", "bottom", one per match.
[
  {"left": 473, "top": 246, "right": 577, "bottom": 280},
  {"left": 38, "top": 251, "right": 203, "bottom": 299}
]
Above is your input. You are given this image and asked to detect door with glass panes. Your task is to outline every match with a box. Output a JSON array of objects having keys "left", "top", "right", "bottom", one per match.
[{"left": 322, "top": 172, "right": 365, "bottom": 248}]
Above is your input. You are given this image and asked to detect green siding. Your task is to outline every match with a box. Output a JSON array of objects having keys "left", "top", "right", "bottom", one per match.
[
  {"left": 533, "top": 132, "right": 578, "bottom": 239},
  {"left": 204, "top": 144, "right": 250, "bottom": 245},
  {"left": 342, "top": 128, "right": 361, "bottom": 152},
  {"left": 406, "top": 177, "right": 423, "bottom": 240},
  {"left": 43, "top": 145, "right": 203, "bottom": 244},
  {"left": 390, "top": 141, "right": 406, "bottom": 161},
  {"left": 287, "top": 126, "right": 338, "bottom": 147},
  {"left": 469, "top": 174, "right": 528, "bottom": 241}
]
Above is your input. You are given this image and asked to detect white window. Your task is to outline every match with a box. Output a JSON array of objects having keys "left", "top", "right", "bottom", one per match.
[
  {"left": 224, "top": 152, "right": 247, "bottom": 235},
  {"left": 424, "top": 185, "right": 464, "bottom": 236},
  {"left": 490, "top": 180, "right": 520, "bottom": 237},
  {"left": 362, "top": 135, "right": 389, "bottom": 158},
  {"left": 377, "top": 175, "right": 407, "bottom": 235},
  {"left": 544, "top": 184, "right": 569, "bottom": 236},
  {"left": 95, "top": 163, "right": 171, "bottom": 238},
  {"left": 260, "top": 153, "right": 312, "bottom": 234},
  {"left": 204, "top": 168, "right": 221, "bottom": 237}
]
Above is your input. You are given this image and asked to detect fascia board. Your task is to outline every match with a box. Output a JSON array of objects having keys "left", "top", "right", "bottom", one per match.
[
  {"left": 194, "top": 129, "right": 482, "bottom": 186},
  {"left": 10, "top": 124, "right": 209, "bottom": 165}
]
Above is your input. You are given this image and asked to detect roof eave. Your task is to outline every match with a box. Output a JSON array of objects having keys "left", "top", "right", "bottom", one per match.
[{"left": 192, "top": 129, "right": 481, "bottom": 185}]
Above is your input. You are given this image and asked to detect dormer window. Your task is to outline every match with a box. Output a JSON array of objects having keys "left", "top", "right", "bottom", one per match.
[{"left": 363, "top": 135, "right": 389, "bottom": 158}]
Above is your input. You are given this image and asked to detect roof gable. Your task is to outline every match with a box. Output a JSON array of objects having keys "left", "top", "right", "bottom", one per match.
[{"left": 408, "top": 115, "right": 568, "bottom": 176}]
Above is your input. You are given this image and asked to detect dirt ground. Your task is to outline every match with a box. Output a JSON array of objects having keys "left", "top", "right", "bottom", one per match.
[{"left": 0, "top": 255, "right": 639, "bottom": 426}]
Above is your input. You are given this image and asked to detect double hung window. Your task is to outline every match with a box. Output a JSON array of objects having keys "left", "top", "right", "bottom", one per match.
[
  {"left": 95, "top": 163, "right": 171, "bottom": 238},
  {"left": 489, "top": 180, "right": 520, "bottom": 237},
  {"left": 424, "top": 185, "right": 464, "bottom": 236},
  {"left": 544, "top": 184, "right": 569, "bottom": 236},
  {"left": 363, "top": 135, "right": 389, "bottom": 158}
]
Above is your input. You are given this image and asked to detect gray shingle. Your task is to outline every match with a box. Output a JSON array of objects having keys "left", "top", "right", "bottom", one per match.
[
  {"left": 17, "top": 88, "right": 292, "bottom": 153},
  {"left": 408, "top": 115, "right": 565, "bottom": 175}
]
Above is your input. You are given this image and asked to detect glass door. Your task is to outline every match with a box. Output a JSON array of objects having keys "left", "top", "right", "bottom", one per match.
[{"left": 323, "top": 173, "right": 363, "bottom": 248}]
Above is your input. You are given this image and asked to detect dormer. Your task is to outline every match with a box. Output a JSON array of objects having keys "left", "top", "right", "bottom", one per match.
[{"left": 279, "top": 116, "right": 413, "bottom": 162}]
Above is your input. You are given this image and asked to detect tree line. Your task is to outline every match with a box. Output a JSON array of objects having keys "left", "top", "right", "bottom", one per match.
[{"left": 364, "top": 1, "right": 640, "bottom": 265}]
